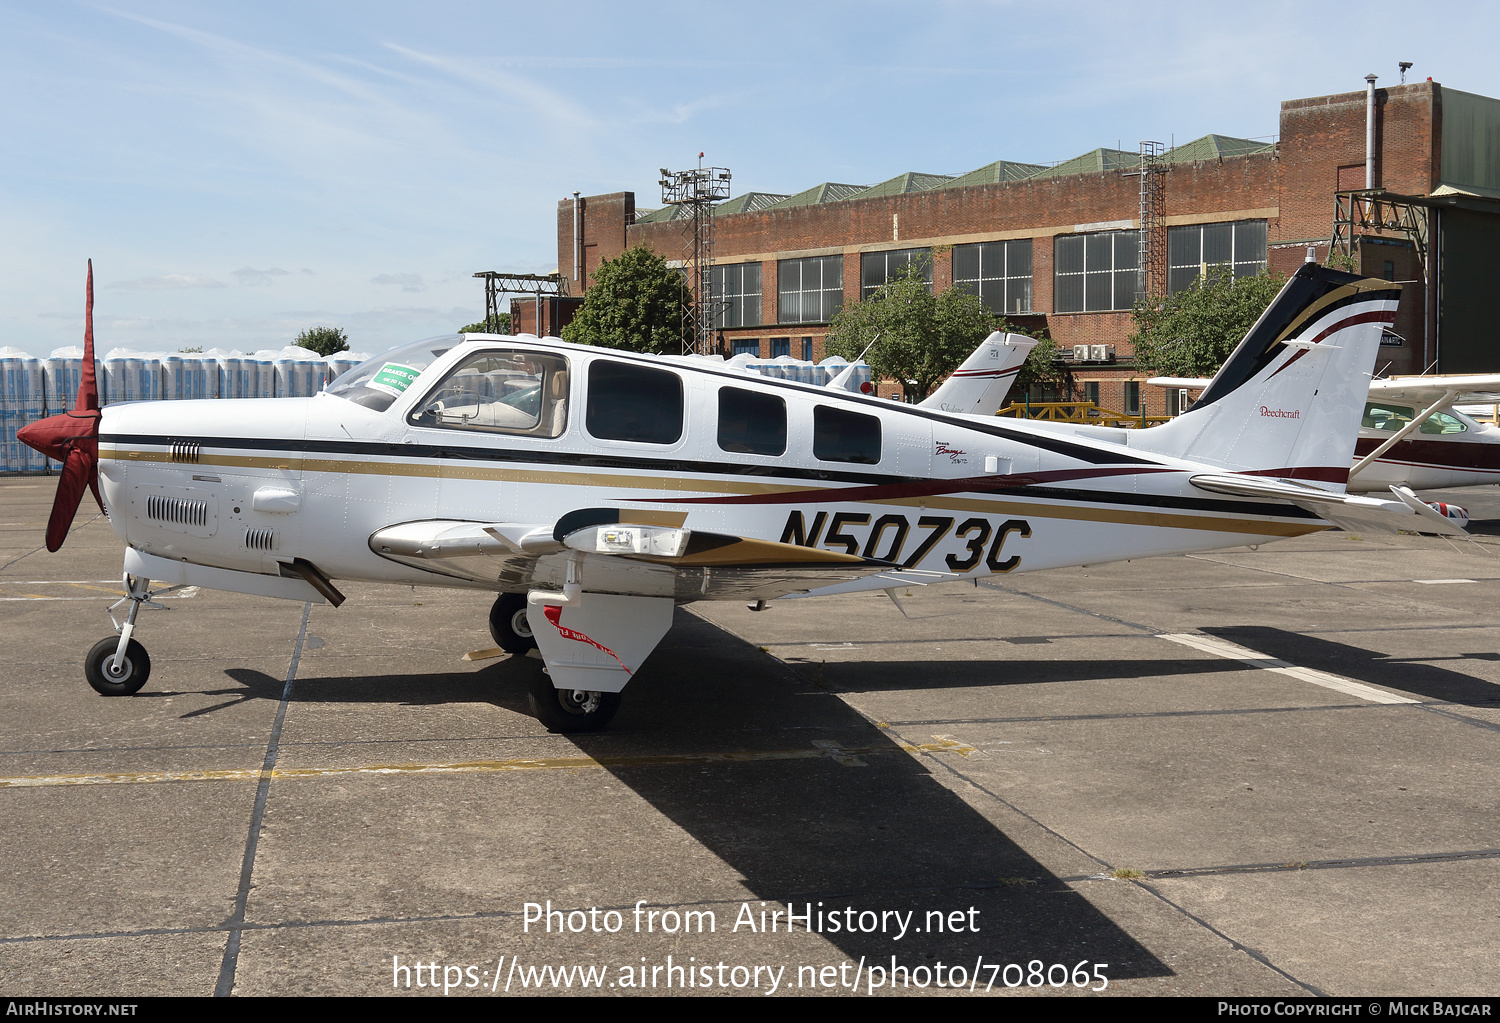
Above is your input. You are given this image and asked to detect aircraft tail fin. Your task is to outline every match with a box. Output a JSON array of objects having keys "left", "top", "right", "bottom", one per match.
[
  {"left": 1127, "top": 262, "right": 1400, "bottom": 491},
  {"left": 918, "top": 331, "right": 1038, "bottom": 415}
]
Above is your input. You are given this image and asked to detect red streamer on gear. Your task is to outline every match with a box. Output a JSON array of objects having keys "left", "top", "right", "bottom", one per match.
[{"left": 541, "top": 604, "right": 632, "bottom": 674}]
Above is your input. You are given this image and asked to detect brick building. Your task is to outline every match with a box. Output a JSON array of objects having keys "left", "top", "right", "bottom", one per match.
[{"left": 557, "top": 79, "right": 1500, "bottom": 413}]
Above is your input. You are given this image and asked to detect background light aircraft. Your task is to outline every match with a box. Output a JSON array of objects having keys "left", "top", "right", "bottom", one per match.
[
  {"left": 1150, "top": 372, "right": 1500, "bottom": 503},
  {"left": 20, "top": 260, "right": 1461, "bottom": 732}
]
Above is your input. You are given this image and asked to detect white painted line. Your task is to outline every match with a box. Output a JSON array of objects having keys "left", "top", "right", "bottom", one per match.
[
  {"left": 1158, "top": 633, "right": 1419, "bottom": 705},
  {"left": 1414, "top": 579, "right": 1476, "bottom": 585}
]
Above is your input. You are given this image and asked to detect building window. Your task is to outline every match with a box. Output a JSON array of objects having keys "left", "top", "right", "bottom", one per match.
[
  {"left": 861, "top": 248, "right": 932, "bottom": 299},
  {"left": 953, "top": 240, "right": 1033, "bottom": 315},
  {"left": 1055, "top": 231, "right": 1139, "bottom": 312},
  {"left": 1383, "top": 260, "right": 1396, "bottom": 281},
  {"left": 1124, "top": 381, "right": 1141, "bottom": 414},
  {"left": 800, "top": 337, "right": 813, "bottom": 360},
  {"left": 778, "top": 255, "right": 843, "bottom": 324},
  {"left": 711, "top": 262, "right": 763, "bottom": 328},
  {"left": 1167, "top": 220, "right": 1267, "bottom": 293},
  {"left": 1083, "top": 381, "right": 1099, "bottom": 405},
  {"left": 732, "top": 338, "right": 759, "bottom": 357},
  {"left": 770, "top": 337, "right": 790, "bottom": 358}
]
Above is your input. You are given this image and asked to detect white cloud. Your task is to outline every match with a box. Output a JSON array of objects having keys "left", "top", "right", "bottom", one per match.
[
  {"left": 232, "top": 266, "right": 294, "bottom": 286},
  {"left": 371, "top": 273, "right": 425, "bottom": 293},
  {"left": 106, "top": 274, "right": 226, "bottom": 290}
]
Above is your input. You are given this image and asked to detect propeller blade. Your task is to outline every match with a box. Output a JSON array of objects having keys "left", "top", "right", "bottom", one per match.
[
  {"left": 76, "top": 259, "right": 100, "bottom": 415},
  {"left": 46, "top": 446, "right": 95, "bottom": 553}
]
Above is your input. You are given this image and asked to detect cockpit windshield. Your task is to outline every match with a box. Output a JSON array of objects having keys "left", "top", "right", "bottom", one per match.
[{"left": 324, "top": 336, "right": 458, "bottom": 412}]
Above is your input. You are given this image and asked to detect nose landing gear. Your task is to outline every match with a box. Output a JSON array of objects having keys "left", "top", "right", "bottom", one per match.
[{"left": 86, "top": 573, "right": 179, "bottom": 696}]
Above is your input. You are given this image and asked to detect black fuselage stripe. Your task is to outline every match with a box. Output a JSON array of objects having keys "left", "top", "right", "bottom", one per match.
[{"left": 101, "top": 432, "right": 1318, "bottom": 520}]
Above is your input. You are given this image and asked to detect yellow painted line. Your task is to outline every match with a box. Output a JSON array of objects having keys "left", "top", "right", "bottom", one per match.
[{"left": 0, "top": 736, "right": 980, "bottom": 789}]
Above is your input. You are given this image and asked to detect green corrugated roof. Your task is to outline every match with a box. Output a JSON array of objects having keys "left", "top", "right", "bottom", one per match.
[
  {"left": 1166, "top": 134, "right": 1275, "bottom": 163},
  {"left": 943, "top": 160, "right": 1048, "bottom": 189},
  {"left": 847, "top": 171, "right": 954, "bottom": 200},
  {"left": 714, "top": 192, "right": 790, "bottom": 215},
  {"left": 1034, "top": 148, "right": 1137, "bottom": 178},
  {"left": 762, "top": 182, "right": 871, "bottom": 210},
  {"left": 634, "top": 206, "right": 676, "bottom": 224}
]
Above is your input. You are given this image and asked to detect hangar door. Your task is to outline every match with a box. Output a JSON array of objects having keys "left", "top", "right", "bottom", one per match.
[{"left": 1439, "top": 207, "right": 1500, "bottom": 373}]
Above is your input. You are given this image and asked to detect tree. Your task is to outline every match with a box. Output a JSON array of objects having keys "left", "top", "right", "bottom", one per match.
[
  {"left": 560, "top": 246, "right": 689, "bottom": 354},
  {"left": 1129, "top": 265, "right": 1286, "bottom": 378},
  {"left": 824, "top": 263, "right": 1001, "bottom": 400},
  {"left": 1012, "top": 334, "right": 1066, "bottom": 400},
  {"left": 295, "top": 326, "right": 350, "bottom": 357},
  {"left": 460, "top": 312, "right": 511, "bottom": 335}
]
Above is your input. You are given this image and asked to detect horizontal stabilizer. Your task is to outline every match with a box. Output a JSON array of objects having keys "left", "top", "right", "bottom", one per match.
[{"left": 1189, "top": 475, "right": 1466, "bottom": 536}]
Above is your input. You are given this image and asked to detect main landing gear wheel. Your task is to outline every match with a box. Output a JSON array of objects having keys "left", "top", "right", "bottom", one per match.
[
  {"left": 489, "top": 593, "right": 537, "bottom": 654},
  {"left": 85, "top": 637, "right": 151, "bottom": 696},
  {"left": 527, "top": 675, "right": 621, "bottom": 733}
]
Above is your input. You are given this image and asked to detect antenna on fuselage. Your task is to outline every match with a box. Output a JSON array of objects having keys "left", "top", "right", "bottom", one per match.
[{"left": 827, "top": 332, "right": 880, "bottom": 393}]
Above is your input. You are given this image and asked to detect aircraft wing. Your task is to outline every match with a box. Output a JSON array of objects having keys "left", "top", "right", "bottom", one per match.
[
  {"left": 368, "top": 509, "right": 897, "bottom": 602},
  {"left": 1189, "top": 475, "right": 1467, "bottom": 536},
  {"left": 1368, "top": 374, "right": 1500, "bottom": 405}
]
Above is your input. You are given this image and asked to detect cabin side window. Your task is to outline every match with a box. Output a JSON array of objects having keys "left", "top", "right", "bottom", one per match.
[
  {"left": 717, "top": 387, "right": 786, "bottom": 456},
  {"left": 813, "top": 405, "right": 881, "bottom": 464},
  {"left": 410, "top": 350, "right": 569, "bottom": 437},
  {"left": 586, "top": 361, "right": 684, "bottom": 444}
]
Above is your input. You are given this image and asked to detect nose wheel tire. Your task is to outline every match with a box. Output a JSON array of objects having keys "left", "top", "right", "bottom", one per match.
[
  {"left": 489, "top": 593, "right": 537, "bottom": 654},
  {"left": 85, "top": 637, "right": 151, "bottom": 696},
  {"left": 527, "top": 675, "right": 621, "bottom": 733}
]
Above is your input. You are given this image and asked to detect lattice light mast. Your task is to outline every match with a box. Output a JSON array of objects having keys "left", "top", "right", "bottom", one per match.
[
  {"left": 659, "top": 156, "right": 731, "bottom": 355},
  {"left": 1135, "top": 141, "right": 1167, "bottom": 300}
]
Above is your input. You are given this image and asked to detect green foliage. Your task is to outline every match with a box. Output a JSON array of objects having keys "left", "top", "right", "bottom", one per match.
[
  {"left": 295, "top": 325, "right": 350, "bottom": 357},
  {"left": 1129, "top": 265, "right": 1286, "bottom": 378},
  {"left": 1013, "top": 334, "right": 1065, "bottom": 399},
  {"left": 177, "top": 346, "right": 203, "bottom": 353},
  {"left": 560, "top": 246, "right": 688, "bottom": 354},
  {"left": 1325, "top": 250, "right": 1358, "bottom": 273},
  {"left": 460, "top": 312, "right": 511, "bottom": 335},
  {"left": 825, "top": 264, "right": 1001, "bottom": 399}
]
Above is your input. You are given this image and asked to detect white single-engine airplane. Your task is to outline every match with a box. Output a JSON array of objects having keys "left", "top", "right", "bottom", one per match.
[{"left": 20, "top": 259, "right": 1463, "bottom": 732}]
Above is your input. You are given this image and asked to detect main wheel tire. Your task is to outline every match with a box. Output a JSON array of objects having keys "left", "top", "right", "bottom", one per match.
[
  {"left": 489, "top": 593, "right": 537, "bottom": 654},
  {"left": 526, "top": 675, "right": 621, "bottom": 733},
  {"left": 85, "top": 637, "right": 151, "bottom": 696}
]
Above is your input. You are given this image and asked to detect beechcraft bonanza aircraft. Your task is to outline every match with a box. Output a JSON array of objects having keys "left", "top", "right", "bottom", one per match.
[{"left": 19, "top": 259, "right": 1464, "bottom": 731}]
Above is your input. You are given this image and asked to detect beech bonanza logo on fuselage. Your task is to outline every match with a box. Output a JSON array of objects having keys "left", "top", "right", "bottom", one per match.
[{"left": 779, "top": 510, "right": 1031, "bottom": 573}]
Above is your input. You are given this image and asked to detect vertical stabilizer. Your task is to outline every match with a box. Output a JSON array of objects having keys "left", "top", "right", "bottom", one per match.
[
  {"left": 1127, "top": 264, "right": 1400, "bottom": 490},
  {"left": 918, "top": 331, "right": 1038, "bottom": 415}
]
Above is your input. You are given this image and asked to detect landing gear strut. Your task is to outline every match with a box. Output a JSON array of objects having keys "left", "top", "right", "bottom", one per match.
[{"left": 86, "top": 573, "right": 172, "bottom": 696}]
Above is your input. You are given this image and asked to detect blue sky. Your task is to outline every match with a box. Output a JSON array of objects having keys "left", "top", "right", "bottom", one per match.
[{"left": 2, "top": 1, "right": 1495, "bottom": 357}]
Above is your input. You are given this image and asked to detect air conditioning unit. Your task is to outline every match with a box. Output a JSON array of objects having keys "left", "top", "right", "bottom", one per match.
[
  {"left": 1090, "top": 344, "right": 1113, "bottom": 362},
  {"left": 1072, "top": 345, "right": 1091, "bottom": 361}
]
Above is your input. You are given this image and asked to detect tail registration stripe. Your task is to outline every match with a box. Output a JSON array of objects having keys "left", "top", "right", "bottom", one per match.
[{"left": 1157, "top": 633, "right": 1419, "bottom": 705}]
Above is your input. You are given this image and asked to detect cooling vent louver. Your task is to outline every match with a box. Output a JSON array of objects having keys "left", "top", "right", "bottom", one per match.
[
  {"left": 169, "top": 440, "right": 202, "bottom": 463},
  {"left": 146, "top": 495, "right": 209, "bottom": 528},
  {"left": 245, "top": 528, "right": 276, "bottom": 551}
]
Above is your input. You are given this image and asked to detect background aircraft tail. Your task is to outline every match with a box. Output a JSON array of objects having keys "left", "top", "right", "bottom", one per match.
[
  {"left": 1126, "top": 262, "right": 1400, "bottom": 491},
  {"left": 918, "top": 331, "right": 1038, "bottom": 415}
]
